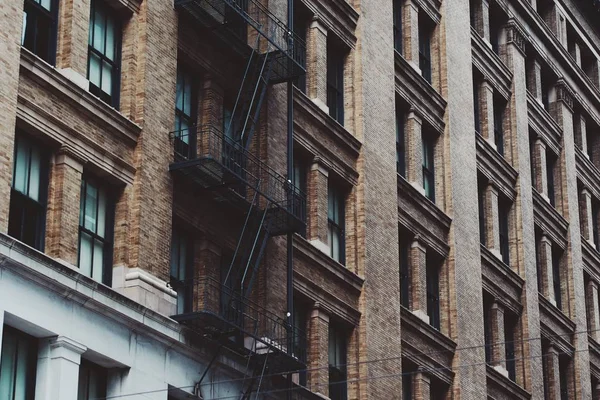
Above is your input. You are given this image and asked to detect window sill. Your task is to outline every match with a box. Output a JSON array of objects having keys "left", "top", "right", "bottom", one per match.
[
  {"left": 531, "top": 188, "right": 568, "bottom": 249},
  {"left": 480, "top": 245, "right": 524, "bottom": 315},
  {"left": 475, "top": 132, "right": 518, "bottom": 201},
  {"left": 471, "top": 27, "right": 513, "bottom": 100},
  {"left": 527, "top": 91, "right": 562, "bottom": 156},
  {"left": 538, "top": 293, "right": 576, "bottom": 353},
  {"left": 486, "top": 364, "right": 530, "bottom": 400}
]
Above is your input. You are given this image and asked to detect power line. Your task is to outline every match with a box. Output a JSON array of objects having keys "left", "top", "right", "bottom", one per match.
[{"left": 97, "top": 325, "right": 596, "bottom": 399}]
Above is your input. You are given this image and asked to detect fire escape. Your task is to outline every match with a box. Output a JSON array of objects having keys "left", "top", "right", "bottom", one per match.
[{"left": 169, "top": 0, "right": 307, "bottom": 395}]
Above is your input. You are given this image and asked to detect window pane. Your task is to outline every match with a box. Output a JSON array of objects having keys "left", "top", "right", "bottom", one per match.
[
  {"left": 93, "top": 8, "right": 105, "bottom": 52},
  {"left": 180, "top": 120, "right": 190, "bottom": 144},
  {"left": 92, "top": 239, "right": 104, "bottom": 282},
  {"left": 28, "top": 145, "right": 41, "bottom": 202},
  {"left": 78, "top": 363, "right": 89, "bottom": 400},
  {"left": 105, "top": 17, "right": 115, "bottom": 61},
  {"left": 84, "top": 183, "right": 98, "bottom": 232},
  {"left": 331, "top": 230, "right": 340, "bottom": 262},
  {"left": 79, "top": 232, "right": 93, "bottom": 277},
  {"left": 183, "top": 74, "right": 192, "bottom": 116},
  {"left": 40, "top": 0, "right": 51, "bottom": 11},
  {"left": 97, "top": 187, "right": 106, "bottom": 238},
  {"left": 101, "top": 61, "right": 112, "bottom": 95},
  {"left": 89, "top": 53, "right": 102, "bottom": 87},
  {"left": 13, "top": 139, "right": 30, "bottom": 195},
  {"left": 21, "top": 11, "right": 27, "bottom": 45},
  {"left": 170, "top": 231, "right": 180, "bottom": 279},
  {"left": 0, "top": 332, "right": 17, "bottom": 399},
  {"left": 178, "top": 238, "right": 187, "bottom": 280},
  {"left": 14, "top": 339, "right": 31, "bottom": 400},
  {"left": 176, "top": 72, "right": 184, "bottom": 112}
]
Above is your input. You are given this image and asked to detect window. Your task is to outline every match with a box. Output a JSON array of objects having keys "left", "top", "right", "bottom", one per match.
[
  {"left": 559, "top": 356, "right": 571, "bottom": 400},
  {"left": 293, "top": 302, "right": 308, "bottom": 386},
  {"left": 473, "top": 76, "right": 481, "bottom": 134},
  {"left": 399, "top": 235, "right": 410, "bottom": 308},
  {"left": 482, "top": 296, "right": 492, "bottom": 364},
  {"left": 396, "top": 107, "right": 406, "bottom": 176},
  {"left": 293, "top": 0, "right": 308, "bottom": 93},
  {"left": 478, "top": 178, "right": 486, "bottom": 245},
  {"left": 0, "top": 326, "right": 37, "bottom": 400},
  {"left": 402, "top": 361, "right": 413, "bottom": 400},
  {"left": 547, "top": 151, "right": 556, "bottom": 206},
  {"left": 87, "top": 0, "right": 121, "bottom": 108},
  {"left": 535, "top": 233, "right": 544, "bottom": 294},
  {"left": 78, "top": 176, "right": 114, "bottom": 285},
  {"left": 170, "top": 228, "right": 193, "bottom": 314},
  {"left": 493, "top": 97, "right": 505, "bottom": 156},
  {"left": 293, "top": 156, "right": 308, "bottom": 236},
  {"left": 426, "top": 256, "right": 441, "bottom": 330},
  {"left": 8, "top": 135, "right": 48, "bottom": 250},
  {"left": 174, "top": 67, "right": 197, "bottom": 159},
  {"left": 418, "top": 15, "right": 432, "bottom": 84},
  {"left": 552, "top": 245, "right": 562, "bottom": 309},
  {"left": 393, "top": 0, "right": 403, "bottom": 54},
  {"left": 499, "top": 200, "right": 510, "bottom": 265},
  {"left": 78, "top": 359, "right": 107, "bottom": 400},
  {"left": 422, "top": 133, "right": 435, "bottom": 202},
  {"left": 505, "top": 316, "right": 516, "bottom": 381},
  {"left": 328, "top": 324, "right": 347, "bottom": 400},
  {"left": 593, "top": 201, "right": 600, "bottom": 250},
  {"left": 327, "top": 41, "right": 345, "bottom": 125},
  {"left": 328, "top": 183, "right": 345, "bottom": 264},
  {"left": 22, "top": 0, "right": 57, "bottom": 64}
]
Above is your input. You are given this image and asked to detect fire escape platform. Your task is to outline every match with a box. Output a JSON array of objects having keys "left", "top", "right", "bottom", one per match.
[
  {"left": 174, "top": 0, "right": 306, "bottom": 82},
  {"left": 171, "top": 278, "right": 307, "bottom": 374}
]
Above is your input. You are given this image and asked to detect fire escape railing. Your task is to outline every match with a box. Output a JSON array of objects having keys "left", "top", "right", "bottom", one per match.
[
  {"left": 174, "top": 0, "right": 306, "bottom": 82},
  {"left": 169, "top": 125, "right": 306, "bottom": 235},
  {"left": 171, "top": 277, "right": 307, "bottom": 372}
]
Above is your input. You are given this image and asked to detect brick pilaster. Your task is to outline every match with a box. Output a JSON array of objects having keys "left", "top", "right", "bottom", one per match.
[
  {"left": 45, "top": 147, "right": 85, "bottom": 265},
  {"left": 472, "top": 0, "right": 490, "bottom": 42},
  {"left": 480, "top": 80, "right": 496, "bottom": 146},
  {"left": 538, "top": 234, "right": 556, "bottom": 304},
  {"left": 410, "top": 238, "right": 428, "bottom": 323},
  {"left": 545, "top": 345, "right": 562, "bottom": 400},
  {"left": 56, "top": 0, "right": 91, "bottom": 81},
  {"left": 403, "top": 0, "right": 420, "bottom": 72},
  {"left": 580, "top": 189, "right": 594, "bottom": 245},
  {"left": 307, "top": 160, "right": 329, "bottom": 251},
  {"left": 193, "top": 238, "right": 221, "bottom": 313},
  {"left": 575, "top": 113, "right": 588, "bottom": 156},
  {"left": 413, "top": 369, "right": 431, "bottom": 400},
  {"left": 490, "top": 301, "right": 507, "bottom": 374},
  {"left": 484, "top": 183, "right": 501, "bottom": 258},
  {"left": 532, "top": 138, "right": 548, "bottom": 197},
  {"left": 306, "top": 18, "right": 328, "bottom": 113},
  {"left": 527, "top": 58, "right": 543, "bottom": 104},
  {"left": 406, "top": 110, "right": 424, "bottom": 193},
  {"left": 587, "top": 280, "right": 600, "bottom": 342},
  {"left": 308, "top": 305, "right": 329, "bottom": 397}
]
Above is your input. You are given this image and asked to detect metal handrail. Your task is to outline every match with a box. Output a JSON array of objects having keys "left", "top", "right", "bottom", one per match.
[
  {"left": 170, "top": 124, "right": 306, "bottom": 223},
  {"left": 174, "top": 277, "right": 307, "bottom": 362}
]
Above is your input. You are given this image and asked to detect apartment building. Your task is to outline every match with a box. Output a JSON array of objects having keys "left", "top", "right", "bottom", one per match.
[{"left": 1, "top": 0, "right": 600, "bottom": 397}]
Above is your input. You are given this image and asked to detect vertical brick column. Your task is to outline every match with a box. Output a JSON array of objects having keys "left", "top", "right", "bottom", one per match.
[
  {"left": 538, "top": 234, "right": 556, "bottom": 304},
  {"left": 575, "top": 113, "right": 588, "bottom": 157},
  {"left": 306, "top": 18, "right": 328, "bottom": 113},
  {"left": 490, "top": 301, "right": 507, "bottom": 374},
  {"left": 193, "top": 239, "right": 221, "bottom": 313},
  {"left": 479, "top": 80, "right": 496, "bottom": 146},
  {"left": 413, "top": 369, "right": 431, "bottom": 400},
  {"left": 586, "top": 280, "right": 600, "bottom": 342},
  {"left": 532, "top": 139, "right": 548, "bottom": 197},
  {"left": 56, "top": 0, "right": 91, "bottom": 86},
  {"left": 45, "top": 147, "right": 85, "bottom": 265},
  {"left": 502, "top": 20, "right": 545, "bottom": 397},
  {"left": 406, "top": 110, "right": 424, "bottom": 193},
  {"left": 403, "top": 0, "right": 420, "bottom": 72},
  {"left": 484, "top": 183, "right": 501, "bottom": 258},
  {"left": 410, "top": 238, "right": 428, "bottom": 323},
  {"left": 551, "top": 79, "right": 591, "bottom": 398},
  {"left": 545, "top": 345, "right": 562, "bottom": 400},
  {"left": 35, "top": 336, "right": 87, "bottom": 400},
  {"left": 307, "top": 160, "right": 329, "bottom": 252},
  {"left": 0, "top": 0, "right": 23, "bottom": 234},
  {"left": 308, "top": 305, "right": 329, "bottom": 397},
  {"left": 580, "top": 189, "right": 594, "bottom": 245},
  {"left": 527, "top": 58, "right": 543, "bottom": 104},
  {"left": 198, "top": 75, "right": 224, "bottom": 155}
]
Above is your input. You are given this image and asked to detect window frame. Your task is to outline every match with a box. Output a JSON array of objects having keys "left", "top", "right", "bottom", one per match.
[
  {"left": 174, "top": 66, "right": 198, "bottom": 160},
  {"left": 293, "top": 155, "right": 308, "bottom": 237},
  {"left": 328, "top": 183, "right": 346, "bottom": 265},
  {"left": 8, "top": 134, "right": 49, "bottom": 251},
  {"left": 327, "top": 42, "right": 345, "bottom": 125},
  {"left": 396, "top": 107, "right": 406, "bottom": 177},
  {"left": 552, "top": 245, "right": 562, "bottom": 310},
  {"left": 418, "top": 14, "right": 433, "bottom": 84},
  {"left": 170, "top": 226, "right": 194, "bottom": 315},
  {"left": 22, "top": 0, "right": 59, "bottom": 65},
  {"left": 422, "top": 133, "right": 436, "bottom": 202},
  {"left": 546, "top": 150, "right": 556, "bottom": 207},
  {"left": 426, "top": 257, "right": 441, "bottom": 330},
  {"left": 77, "top": 175, "right": 115, "bottom": 286},
  {"left": 493, "top": 97, "right": 505, "bottom": 156},
  {"left": 0, "top": 325, "right": 38, "bottom": 400},
  {"left": 399, "top": 235, "right": 410, "bottom": 308},
  {"left": 77, "top": 359, "right": 107, "bottom": 400},
  {"left": 478, "top": 179, "right": 486, "bottom": 245},
  {"left": 328, "top": 324, "right": 348, "bottom": 400},
  {"left": 498, "top": 199, "right": 510, "bottom": 266},
  {"left": 505, "top": 315, "right": 517, "bottom": 381},
  {"left": 87, "top": 0, "right": 122, "bottom": 109},
  {"left": 393, "top": 0, "right": 403, "bottom": 54}
]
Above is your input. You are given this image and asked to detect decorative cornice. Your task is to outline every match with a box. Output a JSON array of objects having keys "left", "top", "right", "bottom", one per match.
[
  {"left": 505, "top": 19, "right": 528, "bottom": 55},
  {"left": 555, "top": 79, "right": 575, "bottom": 111}
]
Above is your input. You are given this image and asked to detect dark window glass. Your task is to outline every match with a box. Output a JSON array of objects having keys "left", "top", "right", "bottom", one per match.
[
  {"left": 170, "top": 228, "right": 193, "bottom": 314},
  {"left": 396, "top": 108, "right": 406, "bottom": 176},
  {"left": 293, "top": 303, "right": 308, "bottom": 386},
  {"left": 419, "top": 16, "right": 432, "bottom": 84},
  {"left": 535, "top": 234, "right": 543, "bottom": 294},
  {"left": 22, "top": 0, "right": 58, "bottom": 64},
  {"left": 402, "top": 363, "right": 413, "bottom": 400},
  {"left": 87, "top": 0, "right": 121, "bottom": 108},
  {"left": 78, "top": 176, "right": 114, "bottom": 285},
  {"left": 559, "top": 357, "right": 569, "bottom": 400},
  {"left": 505, "top": 318, "right": 516, "bottom": 381},
  {"left": 422, "top": 134, "right": 435, "bottom": 202},
  {"left": 426, "top": 259, "right": 440, "bottom": 330},
  {"left": 473, "top": 77, "right": 481, "bottom": 134},
  {"left": 8, "top": 135, "right": 48, "bottom": 251},
  {"left": 547, "top": 151, "right": 556, "bottom": 207},
  {"left": 552, "top": 246, "right": 562, "bottom": 310},
  {"left": 499, "top": 200, "right": 510, "bottom": 265},
  {"left": 327, "top": 44, "right": 345, "bottom": 125},
  {"left": 77, "top": 359, "right": 107, "bottom": 400},
  {"left": 393, "top": 0, "right": 403, "bottom": 54},
  {"left": 328, "top": 184, "right": 345, "bottom": 264},
  {"left": 494, "top": 98, "right": 505, "bottom": 156},
  {"left": 293, "top": 1, "right": 307, "bottom": 93},
  {"left": 174, "top": 67, "right": 197, "bottom": 159},
  {"left": 224, "top": 0, "right": 248, "bottom": 39},
  {"left": 0, "top": 326, "right": 38, "bottom": 400},
  {"left": 328, "top": 325, "right": 347, "bottom": 400},
  {"left": 478, "top": 180, "right": 486, "bottom": 245},
  {"left": 483, "top": 299, "right": 492, "bottom": 363},
  {"left": 593, "top": 202, "right": 600, "bottom": 251},
  {"left": 293, "top": 156, "right": 307, "bottom": 237},
  {"left": 530, "top": 134, "right": 537, "bottom": 189},
  {"left": 399, "top": 237, "right": 410, "bottom": 308}
]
